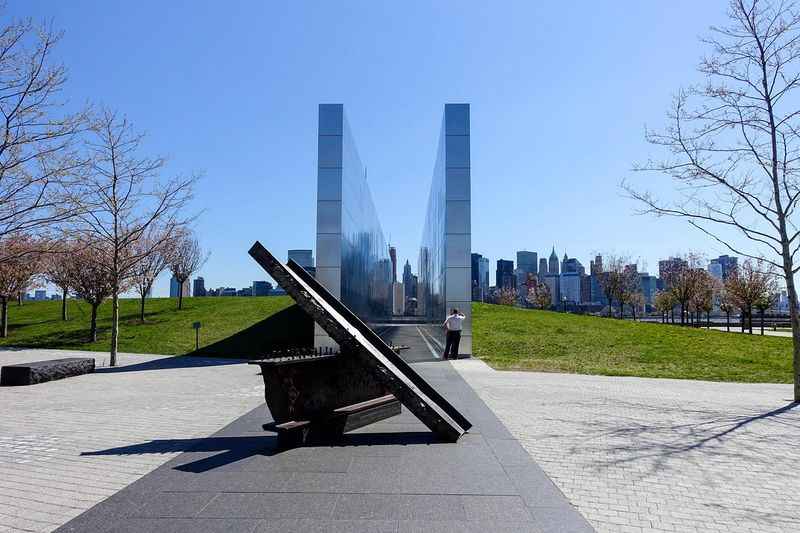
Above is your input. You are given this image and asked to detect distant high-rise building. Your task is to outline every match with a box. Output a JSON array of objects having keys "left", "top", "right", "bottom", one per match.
[
  {"left": 496, "top": 259, "right": 515, "bottom": 290},
  {"left": 34, "top": 289, "right": 46, "bottom": 301},
  {"left": 562, "top": 257, "right": 585, "bottom": 275},
  {"left": 516, "top": 251, "right": 538, "bottom": 276},
  {"left": 392, "top": 282, "right": 404, "bottom": 315},
  {"left": 539, "top": 257, "right": 548, "bottom": 275},
  {"left": 471, "top": 253, "right": 484, "bottom": 301},
  {"left": 479, "top": 257, "right": 490, "bottom": 298},
  {"left": 548, "top": 247, "right": 560, "bottom": 275},
  {"left": 709, "top": 255, "right": 738, "bottom": 280},
  {"left": 639, "top": 273, "right": 658, "bottom": 306},
  {"left": 543, "top": 273, "right": 560, "bottom": 305},
  {"left": 288, "top": 249, "right": 314, "bottom": 268},
  {"left": 658, "top": 257, "right": 688, "bottom": 284},
  {"left": 252, "top": 280, "right": 273, "bottom": 296},
  {"left": 708, "top": 262, "right": 723, "bottom": 280},
  {"left": 237, "top": 287, "right": 253, "bottom": 297},
  {"left": 170, "top": 275, "right": 190, "bottom": 298},
  {"left": 580, "top": 274, "right": 592, "bottom": 303},
  {"left": 193, "top": 277, "right": 207, "bottom": 297},
  {"left": 389, "top": 246, "right": 397, "bottom": 283},
  {"left": 591, "top": 255, "right": 603, "bottom": 275},
  {"left": 560, "top": 272, "right": 581, "bottom": 303}
]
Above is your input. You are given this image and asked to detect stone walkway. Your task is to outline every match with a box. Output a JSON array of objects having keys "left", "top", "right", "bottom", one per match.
[
  {"left": 0, "top": 349, "right": 263, "bottom": 533},
  {"left": 454, "top": 359, "right": 800, "bottom": 533}
]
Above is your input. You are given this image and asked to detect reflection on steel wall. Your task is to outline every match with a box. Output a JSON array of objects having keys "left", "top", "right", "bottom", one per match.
[
  {"left": 419, "top": 104, "right": 472, "bottom": 354},
  {"left": 315, "top": 104, "right": 391, "bottom": 349}
]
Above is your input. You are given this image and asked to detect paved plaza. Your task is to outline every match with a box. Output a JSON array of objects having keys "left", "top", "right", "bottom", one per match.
[
  {"left": 455, "top": 359, "right": 800, "bottom": 533},
  {"left": 4, "top": 337, "right": 798, "bottom": 533},
  {"left": 0, "top": 349, "right": 263, "bottom": 532}
]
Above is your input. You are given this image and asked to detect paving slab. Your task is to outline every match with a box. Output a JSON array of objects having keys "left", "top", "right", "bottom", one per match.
[
  {"left": 56, "top": 343, "right": 593, "bottom": 533},
  {"left": 455, "top": 358, "right": 800, "bottom": 533}
]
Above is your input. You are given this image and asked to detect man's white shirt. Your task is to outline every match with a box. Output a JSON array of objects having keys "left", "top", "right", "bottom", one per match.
[{"left": 443, "top": 314, "right": 465, "bottom": 331}]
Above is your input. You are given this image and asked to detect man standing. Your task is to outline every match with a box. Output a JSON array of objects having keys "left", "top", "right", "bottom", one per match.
[{"left": 442, "top": 308, "right": 466, "bottom": 360}]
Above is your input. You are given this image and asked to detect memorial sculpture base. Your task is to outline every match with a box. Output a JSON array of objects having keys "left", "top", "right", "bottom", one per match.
[{"left": 249, "top": 352, "right": 401, "bottom": 447}]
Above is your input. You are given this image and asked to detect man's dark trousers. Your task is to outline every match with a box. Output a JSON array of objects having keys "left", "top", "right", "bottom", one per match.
[{"left": 444, "top": 330, "right": 461, "bottom": 359}]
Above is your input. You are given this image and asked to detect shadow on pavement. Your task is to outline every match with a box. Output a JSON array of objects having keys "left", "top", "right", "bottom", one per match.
[
  {"left": 81, "top": 431, "right": 440, "bottom": 473},
  {"left": 95, "top": 355, "right": 246, "bottom": 373}
]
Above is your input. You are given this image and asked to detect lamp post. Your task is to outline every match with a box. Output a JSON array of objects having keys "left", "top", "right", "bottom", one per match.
[{"left": 562, "top": 296, "right": 567, "bottom": 313}]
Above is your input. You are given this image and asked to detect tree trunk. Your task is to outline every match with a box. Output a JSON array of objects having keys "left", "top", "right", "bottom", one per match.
[
  {"left": 748, "top": 305, "right": 753, "bottom": 334},
  {"left": 90, "top": 303, "right": 98, "bottom": 342},
  {"left": 726, "top": 312, "right": 730, "bottom": 332},
  {"left": 61, "top": 288, "right": 68, "bottom": 321},
  {"left": 760, "top": 309, "right": 765, "bottom": 336},
  {"left": 17, "top": 291, "right": 22, "bottom": 306},
  {"left": 178, "top": 280, "right": 184, "bottom": 310},
  {"left": 140, "top": 294, "right": 146, "bottom": 322},
  {"left": 707, "top": 312, "right": 710, "bottom": 329},
  {"left": 680, "top": 303, "right": 685, "bottom": 325},
  {"left": 784, "top": 270, "right": 800, "bottom": 401},
  {"left": 741, "top": 309, "right": 746, "bottom": 333},
  {"left": 110, "top": 290, "right": 119, "bottom": 367},
  {"left": 0, "top": 297, "right": 7, "bottom": 338}
]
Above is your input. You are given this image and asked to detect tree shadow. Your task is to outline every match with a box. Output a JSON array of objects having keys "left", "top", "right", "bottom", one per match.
[
  {"left": 556, "top": 399, "right": 800, "bottom": 479},
  {"left": 188, "top": 304, "right": 313, "bottom": 359}
]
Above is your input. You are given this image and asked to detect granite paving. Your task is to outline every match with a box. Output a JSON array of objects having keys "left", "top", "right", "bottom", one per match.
[
  {"left": 455, "top": 359, "right": 800, "bottom": 533},
  {"left": 0, "top": 349, "right": 263, "bottom": 532},
  {"left": 54, "top": 330, "right": 593, "bottom": 533}
]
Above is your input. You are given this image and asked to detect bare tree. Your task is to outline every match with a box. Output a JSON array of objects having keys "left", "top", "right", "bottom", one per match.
[
  {"left": 597, "top": 255, "right": 639, "bottom": 317},
  {"left": 42, "top": 240, "right": 75, "bottom": 320},
  {"left": 720, "top": 289, "right": 738, "bottom": 331},
  {"left": 755, "top": 291, "right": 778, "bottom": 334},
  {"left": 0, "top": 16, "right": 88, "bottom": 255},
  {"left": 627, "top": 0, "right": 800, "bottom": 398},
  {"left": 0, "top": 234, "right": 41, "bottom": 336},
  {"left": 66, "top": 239, "right": 114, "bottom": 342},
  {"left": 130, "top": 226, "right": 171, "bottom": 321},
  {"left": 168, "top": 229, "right": 206, "bottom": 310},
  {"left": 67, "top": 110, "right": 196, "bottom": 365},
  {"left": 725, "top": 259, "right": 778, "bottom": 333},
  {"left": 661, "top": 254, "right": 705, "bottom": 325},
  {"left": 628, "top": 292, "right": 646, "bottom": 320},
  {"left": 691, "top": 270, "right": 718, "bottom": 328},
  {"left": 654, "top": 290, "right": 673, "bottom": 323}
]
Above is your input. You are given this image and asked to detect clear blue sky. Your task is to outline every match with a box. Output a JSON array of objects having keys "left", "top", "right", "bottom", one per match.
[{"left": 10, "top": 1, "right": 735, "bottom": 295}]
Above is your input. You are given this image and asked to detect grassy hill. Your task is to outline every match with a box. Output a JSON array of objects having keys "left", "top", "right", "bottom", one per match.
[
  {"left": 473, "top": 302, "right": 793, "bottom": 383},
  {"left": 0, "top": 296, "right": 313, "bottom": 358}
]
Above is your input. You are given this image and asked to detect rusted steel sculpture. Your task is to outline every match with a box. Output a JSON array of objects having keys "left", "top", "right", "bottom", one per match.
[{"left": 248, "top": 241, "right": 471, "bottom": 445}]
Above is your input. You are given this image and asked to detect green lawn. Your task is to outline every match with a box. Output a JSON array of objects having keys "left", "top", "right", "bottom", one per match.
[
  {"left": 473, "top": 302, "right": 793, "bottom": 383},
  {"left": 0, "top": 296, "right": 313, "bottom": 358}
]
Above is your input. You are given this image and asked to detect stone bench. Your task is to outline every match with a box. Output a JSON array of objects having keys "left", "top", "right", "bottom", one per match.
[{"left": 0, "top": 357, "right": 95, "bottom": 386}]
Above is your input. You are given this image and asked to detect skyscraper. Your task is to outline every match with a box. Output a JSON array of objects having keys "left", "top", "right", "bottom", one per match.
[
  {"left": 389, "top": 246, "right": 397, "bottom": 283},
  {"left": 539, "top": 257, "right": 548, "bottom": 275},
  {"left": 170, "top": 275, "right": 190, "bottom": 298},
  {"left": 516, "top": 251, "right": 537, "bottom": 275},
  {"left": 479, "top": 256, "right": 490, "bottom": 300},
  {"left": 709, "top": 255, "right": 738, "bottom": 280},
  {"left": 471, "top": 253, "right": 483, "bottom": 301},
  {"left": 288, "top": 249, "right": 314, "bottom": 268},
  {"left": 193, "top": 277, "right": 206, "bottom": 297},
  {"left": 548, "top": 247, "right": 560, "bottom": 275},
  {"left": 252, "top": 280, "right": 273, "bottom": 296},
  {"left": 496, "top": 259, "right": 515, "bottom": 289}
]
